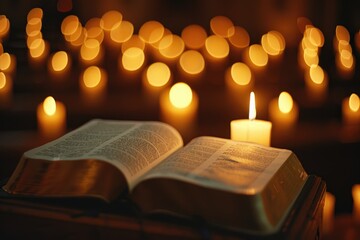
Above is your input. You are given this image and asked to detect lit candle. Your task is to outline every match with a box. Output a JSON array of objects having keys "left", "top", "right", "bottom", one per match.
[
  {"left": 323, "top": 192, "right": 335, "bottom": 235},
  {"left": 268, "top": 91, "right": 298, "bottom": 129},
  {"left": 304, "top": 64, "right": 328, "bottom": 103},
  {"left": 143, "top": 62, "right": 172, "bottom": 104},
  {"left": 342, "top": 93, "right": 360, "bottom": 125},
  {"left": 37, "top": 96, "right": 66, "bottom": 139},
  {"left": 230, "top": 92, "right": 272, "bottom": 146},
  {"left": 352, "top": 184, "right": 360, "bottom": 224},
  {"left": 159, "top": 82, "right": 198, "bottom": 139},
  {"left": 80, "top": 66, "right": 107, "bottom": 106},
  {"left": 0, "top": 52, "right": 16, "bottom": 74},
  {"left": 48, "top": 51, "right": 71, "bottom": 80}
]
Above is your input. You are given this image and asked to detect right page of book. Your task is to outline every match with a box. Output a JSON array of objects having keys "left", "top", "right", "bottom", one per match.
[{"left": 140, "top": 136, "right": 307, "bottom": 194}]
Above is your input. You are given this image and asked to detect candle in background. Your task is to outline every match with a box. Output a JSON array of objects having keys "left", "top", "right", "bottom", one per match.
[
  {"left": 178, "top": 50, "right": 205, "bottom": 80},
  {"left": 0, "top": 72, "right": 12, "bottom": 108},
  {"left": 261, "top": 31, "right": 285, "bottom": 62},
  {"left": 0, "top": 15, "right": 10, "bottom": 40},
  {"left": 245, "top": 44, "right": 269, "bottom": 71},
  {"left": 268, "top": 91, "right": 298, "bottom": 130},
  {"left": 342, "top": 93, "right": 360, "bottom": 125},
  {"left": 37, "top": 96, "right": 66, "bottom": 139},
  {"left": 0, "top": 52, "right": 16, "bottom": 74},
  {"left": 230, "top": 92, "right": 272, "bottom": 146},
  {"left": 28, "top": 38, "right": 49, "bottom": 68},
  {"left": 181, "top": 24, "right": 207, "bottom": 50},
  {"left": 160, "top": 82, "right": 198, "bottom": 140},
  {"left": 48, "top": 51, "right": 71, "bottom": 79},
  {"left": 352, "top": 184, "right": 360, "bottom": 224},
  {"left": 143, "top": 62, "right": 172, "bottom": 103},
  {"left": 203, "top": 35, "right": 229, "bottom": 69},
  {"left": 120, "top": 47, "right": 145, "bottom": 73},
  {"left": 79, "top": 39, "right": 104, "bottom": 65},
  {"left": 304, "top": 64, "right": 328, "bottom": 103},
  {"left": 80, "top": 66, "right": 107, "bottom": 106},
  {"left": 323, "top": 192, "right": 335, "bottom": 235}
]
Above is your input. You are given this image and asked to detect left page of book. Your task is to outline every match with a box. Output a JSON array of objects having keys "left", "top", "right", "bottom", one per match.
[{"left": 3, "top": 119, "right": 183, "bottom": 201}]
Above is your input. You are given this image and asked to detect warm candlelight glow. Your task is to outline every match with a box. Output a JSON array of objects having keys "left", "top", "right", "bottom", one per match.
[
  {"left": 61, "top": 15, "right": 80, "bottom": 37},
  {"left": 51, "top": 51, "right": 69, "bottom": 72},
  {"left": 110, "top": 20, "right": 134, "bottom": 44},
  {"left": 205, "top": 35, "right": 229, "bottom": 59},
  {"left": 342, "top": 93, "right": 360, "bottom": 125},
  {"left": 305, "top": 27, "right": 324, "bottom": 48},
  {"left": 181, "top": 24, "right": 207, "bottom": 49},
  {"left": 83, "top": 66, "right": 101, "bottom": 88},
  {"left": 146, "top": 62, "right": 171, "bottom": 87},
  {"left": 0, "top": 72, "right": 6, "bottom": 89},
  {"left": 249, "top": 92, "right": 256, "bottom": 120},
  {"left": 26, "top": 17, "right": 42, "bottom": 37},
  {"left": 0, "top": 72, "right": 12, "bottom": 108},
  {"left": 353, "top": 184, "right": 360, "bottom": 223},
  {"left": 302, "top": 48, "right": 319, "bottom": 68},
  {"left": 160, "top": 84, "right": 198, "bottom": 137},
  {"left": 349, "top": 93, "right": 360, "bottom": 112},
  {"left": 323, "top": 192, "right": 335, "bottom": 235},
  {"left": 80, "top": 66, "right": 107, "bottom": 105},
  {"left": 80, "top": 39, "right": 102, "bottom": 63},
  {"left": 158, "top": 34, "right": 185, "bottom": 60},
  {"left": 248, "top": 44, "right": 268, "bottom": 67},
  {"left": 121, "top": 47, "right": 145, "bottom": 71},
  {"left": 139, "top": 21, "right": 164, "bottom": 44},
  {"left": 0, "top": 15, "right": 10, "bottom": 39},
  {"left": 269, "top": 91, "right": 298, "bottom": 130},
  {"left": 37, "top": 96, "right": 66, "bottom": 139},
  {"left": 335, "top": 25, "right": 350, "bottom": 43},
  {"left": 100, "top": 10, "right": 122, "bottom": 31},
  {"left": 179, "top": 50, "right": 205, "bottom": 75},
  {"left": 261, "top": 31, "right": 285, "bottom": 56},
  {"left": 0, "top": 53, "right": 13, "bottom": 72},
  {"left": 210, "top": 16, "right": 234, "bottom": 38},
  {"left": 27, "top": 8, "right": 43, "bottom": 21},
  {"left": 169, "top": 82, "right": 193, "bottom": 109},
  {"left": 85, "top": 18, "right": 104, "bottom": 44},
  {"left": 121, "top": 35, "right": 145, "bottom": 53},
  {"left": 338, "top": 50, "right": 354, "bottom": 69},
  {"left": 309, "top": 64, "right": 324, "bottom": 84},
  {"left": 29, "top": 38, "right": 47, "bottom": 58},
  {"left": 229, "top": 62, "right": 252, "bottom": 86},
  {"left": 43, "top": 96, "right": 56, "bottom": 116},
  {"left": 228, "top": 26, "right": 250, "bottom": 49},
  {"left": 305, "top": 64, "right": 328, "bottom": 102},
  {"left": 278, "top": 92, "right": 293, "bottom": 114}
]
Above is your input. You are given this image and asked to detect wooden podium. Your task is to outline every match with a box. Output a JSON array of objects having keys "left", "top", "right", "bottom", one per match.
[{"left": 0, "top": 175, "right": 325, "bottom": 240}]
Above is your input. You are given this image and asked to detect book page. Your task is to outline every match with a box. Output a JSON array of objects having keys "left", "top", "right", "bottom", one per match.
[
  {"left": 140, "top": 136, "right": 294, "bottom": 194},
  {"left": 25, "top": 119, "right": 183, "bottom": 185}
]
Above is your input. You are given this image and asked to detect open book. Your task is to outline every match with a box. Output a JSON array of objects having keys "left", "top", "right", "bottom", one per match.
[{"left": 3, "top": 119, "right": 308, "bottom": 235}]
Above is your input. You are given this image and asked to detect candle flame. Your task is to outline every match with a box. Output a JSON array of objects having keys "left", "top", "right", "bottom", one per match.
[
  {"left": 249, "top": 91, "right": 256, "bottom": 120},
  {"left": 43, "top": 96, "right": 56, "bottom": 116},
  {"left": 349, "top": 93, "right": 360, "bottom": 112}
]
